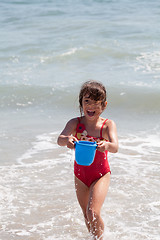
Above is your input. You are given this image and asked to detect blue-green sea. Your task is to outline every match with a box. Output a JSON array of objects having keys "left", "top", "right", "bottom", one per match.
[{"left": 0, "top": 1, "right": 160, "bottom": 239}]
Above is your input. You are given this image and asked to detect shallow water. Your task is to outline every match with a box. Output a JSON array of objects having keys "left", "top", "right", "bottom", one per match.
[{"left": 0, "top": 130, "right": 160, "bottom": 239}]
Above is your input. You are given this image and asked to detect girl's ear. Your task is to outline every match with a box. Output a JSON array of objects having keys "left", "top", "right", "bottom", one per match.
[
  {"left": 102, "top": 101, "right": 107, "bottom": 110},
  {"left": 104, "top": 101, "right": 107, "bottom": 109}
]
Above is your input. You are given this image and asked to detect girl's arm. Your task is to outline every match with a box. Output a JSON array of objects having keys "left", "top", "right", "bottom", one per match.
[
  {"left": 57, "top": 118, "right": 78, "bottom": 149},
  {"left": 97, "top": 120, "right": 118, "bottom": 153}
]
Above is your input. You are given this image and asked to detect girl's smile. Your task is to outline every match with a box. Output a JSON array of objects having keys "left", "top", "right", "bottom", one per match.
[{"left": 87, "top": 110, "right": 95, "bottom": 117}]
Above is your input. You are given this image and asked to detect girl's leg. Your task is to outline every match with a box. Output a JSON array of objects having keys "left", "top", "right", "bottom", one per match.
[
  {"left": 75, "top": 173, "right": 110, "bottom": 239},
  {"left": 87, "top": 173, "right": 110, "bottom": 239},
  {"left": 74, "top": 177, "right": 91, "bottom": 232}
]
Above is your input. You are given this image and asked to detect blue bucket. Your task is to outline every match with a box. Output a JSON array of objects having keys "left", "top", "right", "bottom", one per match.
[{"left": 75, "top": 141, "right": 97, "bottom": 166}]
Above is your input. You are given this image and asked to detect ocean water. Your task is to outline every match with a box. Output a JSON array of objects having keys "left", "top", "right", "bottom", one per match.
[{"left": 0, "top": 0, "right": 160, "bottom": 239}]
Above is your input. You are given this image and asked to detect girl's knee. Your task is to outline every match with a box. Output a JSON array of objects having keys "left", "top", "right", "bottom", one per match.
[{"left": 86, "top": 206, "right": 100, "bottom": 223}]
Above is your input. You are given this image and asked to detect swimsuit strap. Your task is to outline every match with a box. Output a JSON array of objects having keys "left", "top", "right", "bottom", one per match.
[
  {"left": 77, "top": 117, "right": 81, "bottom": 123},
  {"left": 100, "top": 119, "right": 108, "bottom": 138}
]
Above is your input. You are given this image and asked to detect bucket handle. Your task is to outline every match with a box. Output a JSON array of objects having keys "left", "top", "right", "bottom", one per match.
[{"left": 74, "top": 140, "right": 97, "bottom": 148}]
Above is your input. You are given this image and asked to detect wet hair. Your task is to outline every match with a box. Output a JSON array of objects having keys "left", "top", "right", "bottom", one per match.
[{"left": 79, "top": 80, "right": 107, "bottom": 115}]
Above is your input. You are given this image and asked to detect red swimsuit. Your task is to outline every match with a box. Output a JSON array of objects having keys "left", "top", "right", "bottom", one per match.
[{"left": 74, "top": 118, "right": 111, "bottom": 187}]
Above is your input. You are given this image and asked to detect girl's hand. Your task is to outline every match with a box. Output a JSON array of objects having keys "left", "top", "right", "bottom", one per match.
[
  {"left": 67, "top": 136, "right": 78, "bottom": 149},
  {"left": 97, "top": 141, "right": 108, "bottom": 152}
]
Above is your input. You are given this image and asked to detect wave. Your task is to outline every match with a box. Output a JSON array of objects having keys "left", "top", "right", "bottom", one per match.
[
  {"left": 36, "top": 44, "right": 135, "bottom": 65},
  {"left": 0, "top": 84, "right": 160, "bottom": 114},
  {"left": 0, "top": 43, "right": 135, "bottom": 65}
]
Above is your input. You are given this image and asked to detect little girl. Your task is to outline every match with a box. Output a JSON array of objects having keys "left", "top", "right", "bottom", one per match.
[{"left": 57, "top": 80, "right": 118, "bottom": 240}]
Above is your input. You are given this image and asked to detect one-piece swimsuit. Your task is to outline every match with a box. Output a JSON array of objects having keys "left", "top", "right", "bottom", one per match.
[{"left": 74, "top": 117, "right": 111, "bottom": 187}]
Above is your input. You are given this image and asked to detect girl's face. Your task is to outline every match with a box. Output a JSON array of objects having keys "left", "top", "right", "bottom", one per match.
[{"left": 82, "top": 95, "right": 105, "bottom": 120}]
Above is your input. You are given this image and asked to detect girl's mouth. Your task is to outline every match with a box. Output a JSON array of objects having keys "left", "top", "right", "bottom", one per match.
[{"left": 87, "top": 110, "right": 95, "bottom": 117}]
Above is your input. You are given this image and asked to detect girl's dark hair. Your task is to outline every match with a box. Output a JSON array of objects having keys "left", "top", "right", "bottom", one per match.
[{"left": 79, "top": 80, "right": 107, "bottom": 115}]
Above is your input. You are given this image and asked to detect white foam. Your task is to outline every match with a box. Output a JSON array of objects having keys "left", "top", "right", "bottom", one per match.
[
  {"left": 40, "top": 48, "right": 82, "bottom": 63},
  {"left": 61, "top": 48, "right": 78, "bottom": 56},
  {"left": 135, "top": 51, "right": 160, "bottom": 74},
  {"left": 15, "top": 230, "right": 31, "bottom": 236},
  {"left": 17, "top": 132, "right": 58, "bottom": 164},
  {"left": 120, "top": 92, "right": 126, "bottom": 96},
  {"left": 118, "top": 132, "right": 160, "bottom": 155}
]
